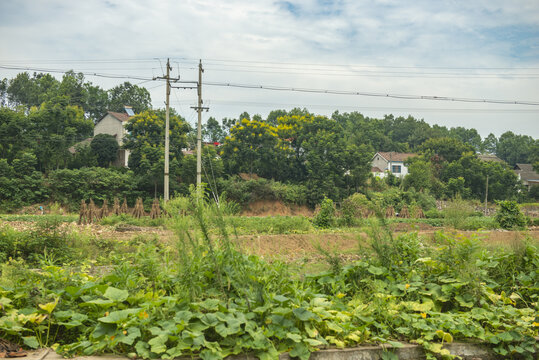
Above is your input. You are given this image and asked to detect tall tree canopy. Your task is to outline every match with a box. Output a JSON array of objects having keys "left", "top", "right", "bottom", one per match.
[{"left": 108, "top": 82, "right": 151, "bottom": 114}]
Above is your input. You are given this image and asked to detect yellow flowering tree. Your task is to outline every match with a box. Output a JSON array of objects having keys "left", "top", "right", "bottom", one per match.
[{"left": 221, "top": 118, "right": 289, "bottom": 178}]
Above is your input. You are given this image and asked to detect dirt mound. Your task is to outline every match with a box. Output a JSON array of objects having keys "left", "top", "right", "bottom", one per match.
[{"left": 241, "top": 199, "right": 313, "bottom": 217}]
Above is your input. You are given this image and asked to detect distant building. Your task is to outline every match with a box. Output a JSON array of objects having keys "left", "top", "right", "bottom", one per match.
[
  {"left": 514, "top": 163, "right": 539, "bottom": 190},
  {"left": 93, "top": 106, "right": 134, "bottom": 167},
  {"left": 371, "top": 152, "right": 417, "bottom": 178},
  {"left": 477, "top": 154, "right": 504, "bottom": 163}
]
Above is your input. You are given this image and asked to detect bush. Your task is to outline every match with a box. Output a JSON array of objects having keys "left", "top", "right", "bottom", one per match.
[
  {"left": 495, "top": 200, "right": 527, "bottom": 229},
  {"left": 0, "top": 217, "right": 74, "bottom": 264},
  {"left": 424, "top": 209, "right": 442, "bottom": 219},
  {"left": 313, "top": 197, "right": 335, "bottom": 228},
  {"left": 339, "top": 193, "right": 370, "bottom": 226},
  {"left": 443, "top": 197, "right": 475, "bottom": 229},
  {"left": 217, "top": 177, "right": 309, "bottom": 207}
]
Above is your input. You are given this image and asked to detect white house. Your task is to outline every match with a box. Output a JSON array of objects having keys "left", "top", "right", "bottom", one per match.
[
  {"left": 371, "top": 152, "right": 417, "bottom": 178},
  {"left": 93, "top": 106, "right": 134, "bottom": 167}
]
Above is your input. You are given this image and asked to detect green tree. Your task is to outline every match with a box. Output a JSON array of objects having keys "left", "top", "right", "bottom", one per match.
[
  {"left": 418, "top": 137, "right": 474, "bottom": 163},
  {"left": 28, "top": 98, "right": 93, "bottom": 171},
  {"left": 0, "top": 107, "right": 32, "bottom": 162},
  {"left": 403, "top": 159, "right": 436, "bottom": 192},
  {"left": 449, "top": 126, "right": 482, "bottom": 151},
  {"left": 108, "top": 82, "right": 151, "bottom": 114},
  {"left": 481, "top": 133, "right": 498, "bottom": 154},
  {"left": 90, "top": 134, "right": 119, "bottom": 167},
  {"left": 203, "top": 117, "right": 225, "bottom": 143},
  {"left": 123, "top": 109, "right": 189, "bottom": 195},
  {"left": 496, "top": 131, "right": 536, "bottom": 166}
]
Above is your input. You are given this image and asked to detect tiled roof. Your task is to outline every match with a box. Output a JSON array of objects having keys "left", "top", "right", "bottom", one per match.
[
  {"left": 376, "top": 152, "right": 417, "bottom": 162},
  {"left": 108, "top": 111, "right": 131, "bottom": 122},
  {"left": 371, "top": 167, "right": 384, "bottom": 172},
  {"left": 514, "top": 164, "right": 539, "bottom": 182},
  {"left": 478, "top": 154, "right": 504, "bottom": 163},
  {"left": 515, "top": 163, "right": 534, "bottom": 172}
]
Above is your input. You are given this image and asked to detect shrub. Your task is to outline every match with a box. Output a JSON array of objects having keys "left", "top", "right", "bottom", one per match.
[
  {"left": 424, "top": 208, "right": 442, "bottom": 219},
  {"left": 313, "top": 197, "right": 335, "bottom": 228},
  {"left": 495, "top": 200, "right": 527, "bottom": 229},
  {"left": 443, "top": 196, "right": 475, "bottom": 229},
  {"left": 340, "top": 193, "right": 370, "bottom": 226}
]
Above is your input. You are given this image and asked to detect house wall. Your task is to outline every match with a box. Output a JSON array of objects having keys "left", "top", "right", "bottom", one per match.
[
  {"left": 94, "top": 114, "right": 126, "bottom": 145},
  {"left": 94, "top": 114, "right": 130, "bottom": 167},
  {"left": 388, "top": 161, "right": 408, "bottom": 178},
  {"left": 372, "top": 154, "right": 388, "bottom": 171},
  {"left": 371, "top": 153, "right": 409, "bottom": 178}
]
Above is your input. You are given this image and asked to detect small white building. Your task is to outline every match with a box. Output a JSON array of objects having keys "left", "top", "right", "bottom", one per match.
[
  {"left": 93, "top": 107, "right": 134, "bottom": 167},
  {"left": 371, "top": 152, "right": 417, "bottom": 178}
]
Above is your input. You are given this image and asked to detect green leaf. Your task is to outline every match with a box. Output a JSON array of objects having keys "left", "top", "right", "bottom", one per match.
[
  {"left": 174, "top": 310, "right": 193, "bottom": 324},
  {"left": 387, "top": 340, "right": 404, "bottom": 348},
  {"left": 273, "top": 295, "right": 289, "bottom": 303},
  {"left": 368, "top": 265, "right": 385, "bottom": 275},
  {"left": 98, "top": 308, "right": 141, "bottom": 324},
  {"left": 304, "top": 338, "right": 324, "bottom": 346},
  {"left": 82, "top": 298, "right": 115, "bottom": 307},
  {"left": 200, "top": 349, "right": 222, "bottom": 360},
  {"left": 293, "top": 307, "right": 315, "bottom": 321},
  {"left": 256, "top": 346, "right": 280, "bottom": 360},
  {"left": 148, "top": 334, "right": 168, "bottom": 354},
  {"left": 198, "top": 298, "right": 220, "bottom": 311},
  {"left": 289, "top": 342, "right": 310, "bottom": 360},
  {"left": 23, "top": 336, "right": 39, "bottom": 349},
  {"left": 496, "top": 332, "right": 513, "bottom": 342},
  {"left": 91, "top": 323, "right": 116, "bottom": 339},
  {"left": 326, "top": 322, "right": 343, "bottom": 333},
  {"left": 38, "top": 298, "right": 58, "bottom": 314},
  {"left": 119, "top": 327, "right": 141, "bottom": 346},
  {"left": 135, "top": 341, "right": 151, "bottom": 359},
  {"left": 103, "top": 287, "right": 129, "bottom": 302},
  {"left": 286, "top": 333, "right": 302, "bottom": 343}
]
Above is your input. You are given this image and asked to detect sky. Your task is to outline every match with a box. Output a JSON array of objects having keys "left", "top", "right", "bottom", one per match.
[{"left": 1, "top": 0, "right": 538, "bottom": 139}]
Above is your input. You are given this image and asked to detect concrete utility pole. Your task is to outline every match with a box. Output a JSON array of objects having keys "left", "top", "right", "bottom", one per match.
[
  {"left": 484, "top": 175, "right": 489, "bottom": 215},
  {"left": 196, "top": 60, "right": 203, "bottom": 188},
  {"left": 164, "top": 59, "right": 171, "bottom": 202},
  {"left": 155, "top": 58, "right": 179, "bottom": 203},
  {"left": 190, "top": 60, "right": 209, "bottom": 191}
]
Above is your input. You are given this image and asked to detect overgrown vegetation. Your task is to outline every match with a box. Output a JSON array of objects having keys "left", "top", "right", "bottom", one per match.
[{"left": 0, "top": 193, "right": 536, "bottom": 359}]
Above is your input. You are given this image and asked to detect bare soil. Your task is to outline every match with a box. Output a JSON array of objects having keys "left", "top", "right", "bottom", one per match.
[{"left": 2, "top": 219, "right": 537, "bottom": 262}]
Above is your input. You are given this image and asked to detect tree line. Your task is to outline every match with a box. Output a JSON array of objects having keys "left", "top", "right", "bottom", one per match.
[{"left": 0, "top": 71, "right": 537, "bottom": 211}]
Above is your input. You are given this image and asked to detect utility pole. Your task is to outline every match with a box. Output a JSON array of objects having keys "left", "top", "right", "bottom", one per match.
[
  {"left": 191, "top": 60, "right": 209, "bottom": 192},
  {"left": 164, "top": 59, "right": 171, "bottom": 202},
  {"left": 197, "top": 60, "right": 203, "bottom": 188},
  {"left": 484, "top": 175, "right": 489, "bottom": 215},
  {"left": 155, "top": 58, "right": 179, "bottom": 203}
]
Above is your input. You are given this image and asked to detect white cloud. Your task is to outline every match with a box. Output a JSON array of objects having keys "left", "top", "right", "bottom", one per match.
[{"left": 0, "top": 0, "right": 538, "bottom": 137}]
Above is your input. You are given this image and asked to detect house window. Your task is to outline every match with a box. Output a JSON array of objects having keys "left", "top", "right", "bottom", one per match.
[{"left": 392, "top": 165, "right": 401, "bottom": 173}]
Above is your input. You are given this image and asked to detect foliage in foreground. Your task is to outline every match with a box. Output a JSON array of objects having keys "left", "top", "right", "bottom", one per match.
[{"left": 0, "top": 194, "right": 537, "bottom": 359}]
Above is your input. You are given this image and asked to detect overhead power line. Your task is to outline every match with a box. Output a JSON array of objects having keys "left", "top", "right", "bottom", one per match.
[
  {"left": 0, "top": 65, "right": 154, "bottom": 82},
  {"left": 2, "top": 64, "right": 539, "bottom": 106},
  {"left": 203, "top": 81, "right": 539, "bottom": 106},
  {"left": 174, "top": 57, "right": 539, "bottom": 71}
]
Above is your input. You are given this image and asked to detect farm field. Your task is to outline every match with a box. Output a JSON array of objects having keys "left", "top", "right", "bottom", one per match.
[
  {"left": 1, "top": 214, "right": 537, "bottom": 264},
  {"left": 0, "top": 203, "right": 538, "bottom": 360}
]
